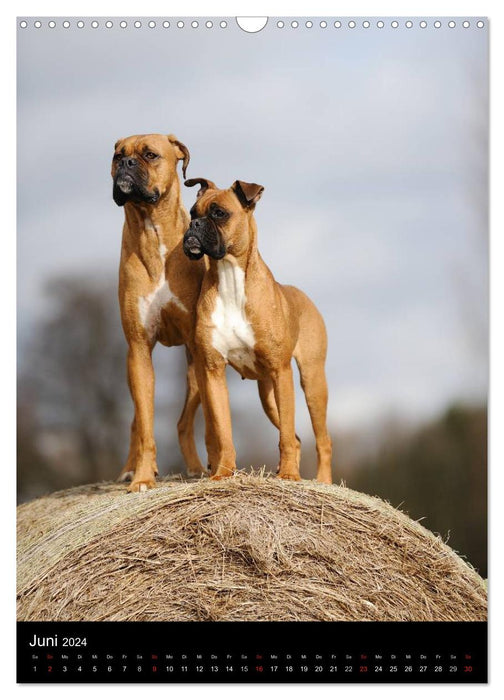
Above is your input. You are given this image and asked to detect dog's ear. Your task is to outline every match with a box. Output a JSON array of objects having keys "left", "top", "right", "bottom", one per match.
[
  {"left": 232, "top": 180, "right": 264, "bottom": 208},
  {"left": 167, "top": 134, "right": 190, "bottom": 179},
  {"left": 185, "top": 178, "right": 217, "bottom": 199}
]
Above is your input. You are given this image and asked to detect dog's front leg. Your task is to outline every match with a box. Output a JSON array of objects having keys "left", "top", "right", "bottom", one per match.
[
  {"left": 177, "top": 350, "right": 206, "bottom": 476},
  {"left": 272, "top": 364, "right": 301, "bottom": 481},
  {"left": 125, "top": 341, "right": 159, "bottom": 492},
  {"left": 197, "top": 361, "right": 236, "bottom": 479},
  {"left": 117, "top": 415, "right": 138, "bottom": 482}
]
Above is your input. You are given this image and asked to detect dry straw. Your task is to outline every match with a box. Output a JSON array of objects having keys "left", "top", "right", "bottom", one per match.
[{"left": 17, "top": 472, "right": 487, "bottom": 621}]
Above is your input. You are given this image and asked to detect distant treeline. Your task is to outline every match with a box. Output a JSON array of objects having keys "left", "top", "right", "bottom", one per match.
[{"left": 345, "top": 404, "right": 487, "bottom": 578}]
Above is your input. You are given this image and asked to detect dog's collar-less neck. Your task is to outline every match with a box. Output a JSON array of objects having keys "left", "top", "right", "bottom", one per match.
[
  {"left": 122, "top": 181, "right": 189, "bottom": 282},
  {"left": 222, "top": 214, "right": 259, "bottom": 273},
  {"left": 124, "top": 184, "right": 187, "bottom": 246}
]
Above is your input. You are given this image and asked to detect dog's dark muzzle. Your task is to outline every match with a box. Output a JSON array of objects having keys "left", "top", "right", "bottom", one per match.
[
  {"left": 112, "top": 158, "right": 159, "bottom": 206},
  {"left": 183, "top": 231, "right": 204, "bottom": 260},
  {"left": 183, "top": 218, "right": 226, "bottom": 260}
]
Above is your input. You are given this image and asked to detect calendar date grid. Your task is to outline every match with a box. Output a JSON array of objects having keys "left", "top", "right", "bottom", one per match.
[{"left": 28, "top": 648, "right": 477, "bottom": 678}]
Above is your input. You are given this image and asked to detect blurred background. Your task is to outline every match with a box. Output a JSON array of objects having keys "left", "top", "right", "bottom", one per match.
[{"left": 17, "top": 18, "right": 488, "bottom": 576}]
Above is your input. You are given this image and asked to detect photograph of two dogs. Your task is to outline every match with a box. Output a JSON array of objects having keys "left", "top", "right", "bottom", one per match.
[{"left": 112, "top": 133, "right": 332, "bottom": 493}]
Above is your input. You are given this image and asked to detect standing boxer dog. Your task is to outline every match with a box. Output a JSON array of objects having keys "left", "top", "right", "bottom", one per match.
[
  {"left": 112, "top": 134, "right": 207, "bottom": 492},
  {"left": 183, "top": 178, "right": 333, "bottom": 484}
]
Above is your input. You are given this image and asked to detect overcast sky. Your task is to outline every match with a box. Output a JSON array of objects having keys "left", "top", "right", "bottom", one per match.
[{"left": 17, "top": 18, "right": 488, "bottom": 433}]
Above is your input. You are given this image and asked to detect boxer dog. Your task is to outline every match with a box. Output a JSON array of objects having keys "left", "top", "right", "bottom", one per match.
[
  {"left": 183, "top": 178, "right": 333, "bottom": 483},
  {"left": 112, "top": 134, "right": 207, "bottom": 492}
]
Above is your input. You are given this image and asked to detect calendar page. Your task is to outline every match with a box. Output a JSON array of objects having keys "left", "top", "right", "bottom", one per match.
[{"left": 16, "top": 15, "right": 488, "bottom": 683}]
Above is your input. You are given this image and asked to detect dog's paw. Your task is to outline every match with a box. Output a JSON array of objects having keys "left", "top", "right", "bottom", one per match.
[
  {"left": 186, "top": 465, "right": 208, "bottom": 478},
  {"left": 127, "top": 478, "right": 157, "bottom": 493},
  {"left": 210, "top": 467, "right": 235, "bottom": 481},
  {"left": 277, "top": 471, "right": 301, "bottom": 482}
]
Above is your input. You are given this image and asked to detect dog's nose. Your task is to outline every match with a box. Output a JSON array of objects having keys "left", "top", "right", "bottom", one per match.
[
  {"left": 192, "top": 218, "right": 203, "bottom": 229},
  {"left": 120, "top": 157, "right": 138, "bottom": 169}
]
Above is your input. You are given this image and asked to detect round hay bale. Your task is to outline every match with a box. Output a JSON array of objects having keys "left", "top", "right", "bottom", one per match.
[{"left": 17, "top": 473, "right": 487, "bottom": 622}]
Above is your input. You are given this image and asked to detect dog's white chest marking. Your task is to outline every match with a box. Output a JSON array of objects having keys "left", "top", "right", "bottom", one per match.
[
  {"left": 211, "top": 259, "right": 256, "bottom": 371},
  {"left": 138, "top": 224, "right": 186, "bottom": 338}
]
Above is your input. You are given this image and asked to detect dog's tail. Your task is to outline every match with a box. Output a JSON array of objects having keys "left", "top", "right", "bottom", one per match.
[{"left": 283, "top": 285, "right": 333, "bottom": 484}]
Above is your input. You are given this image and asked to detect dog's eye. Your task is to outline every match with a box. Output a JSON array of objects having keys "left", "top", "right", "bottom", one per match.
[
  {"left": 113, "top": 152, "right": 122, "bottom": 161},
  {"left": 144, "top": 152, "right": 159, "bottom": 160},
  {"left": 212, "top": 208, "right": 227, "bottom": 219}
]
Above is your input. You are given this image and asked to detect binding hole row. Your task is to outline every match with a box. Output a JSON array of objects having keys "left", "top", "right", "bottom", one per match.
[
  {"left": 19, "top": 19, "right": 485, "bottom": 30},
  {"left": 19, "top": 19, "right": 229, "bottom": 29}
]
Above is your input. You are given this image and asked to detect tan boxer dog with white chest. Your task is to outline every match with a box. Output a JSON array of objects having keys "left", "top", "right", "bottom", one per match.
[
  {"left": 183, "top": 178, "right": 333, "bottom": 483},
  {"left": 112, "top": 134, "right": 207, "bottom": 492}
]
